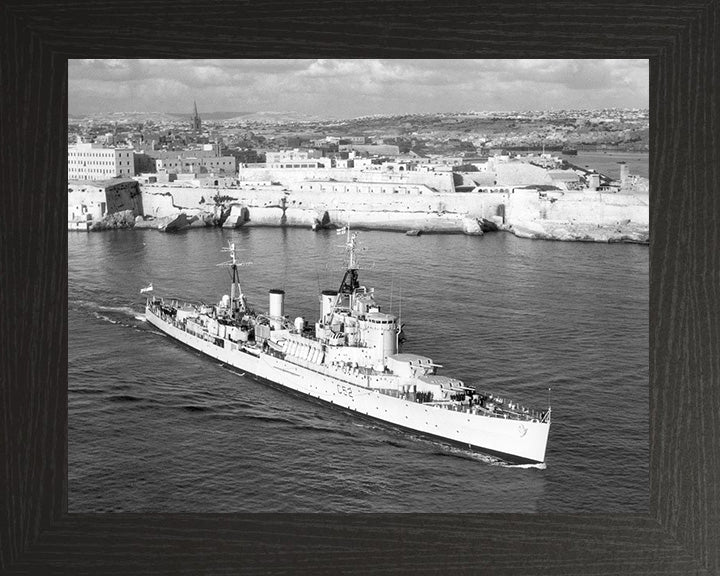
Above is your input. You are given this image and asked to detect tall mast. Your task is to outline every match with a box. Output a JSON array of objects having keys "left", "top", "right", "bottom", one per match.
[
  {"left": 338, "top": 223, "right": 360, "bottom": 296},
  {"left": 218, "top": 242, "right": 250, "bottom": 317},
  {"left": 230, "top": 243, "right": 239, "bottom": 301},
  {"left": 346, "top": 225, "right": 357, "bottom": 269}
]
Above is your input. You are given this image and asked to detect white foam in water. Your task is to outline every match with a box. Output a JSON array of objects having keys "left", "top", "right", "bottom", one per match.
[
  {"left": 93, "top": 312, "right": 118, "bottom": 324},
  {"left": 501, "top": 462, "right": 547, "bottom": 470},
  {"left": 74, "top": 299, "right": 143, "bottom": 319},
  {"left": 440, "top": 444, "right": 499, "bottom": 465},
  {"left": 220, "top": 366, "right": 246, "bottom": 377},
  {"left": 98, "top": 305, "right": 141, "bottom": 317}
]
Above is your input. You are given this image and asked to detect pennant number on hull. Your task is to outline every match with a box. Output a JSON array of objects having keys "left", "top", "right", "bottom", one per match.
[{"left": 337, "top": 383, "right": 354, "bottom": 398}]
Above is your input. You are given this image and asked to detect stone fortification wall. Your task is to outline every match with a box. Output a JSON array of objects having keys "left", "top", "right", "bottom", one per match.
[
  {"left": 504, "top": 190, "right": 648, "bottom": 227},
  {"left": 238, "top": 167, "right": 455, "bottom": 193},
  {"left": 504, "top": 189, "right": 649, "bottom": 242},
  {"left": 142, "top": 189, "right": 184, "bottom": 216},
  {"left": 137, "top": 182, "right": 649, "bottom": 242},
  {"left": 140, "top": 183, "right": 649, "bottom": 227},
  {"left": 141, "top": 183, "right": 481, "bottom": 219},
  {"left": 505, "top": 190, "right": 541, "bottom": 224},
  {"left": 223, "top": 205, "right": 327, "bottom": 228},
  {"left": 287, "top": 188, "right": 448, "bottom": 215},
  {"left": 322, "top": 210, "right": 477, "bottom": 233},
  {"left": 542, "top": 191, "right": 649, "bottom": 225},
  {"left": 223, "top": 204, "right": 479, "bottom": 234},
  {"left": 141, "top": 185, "right": 237, "bottom": 216},
  {"left": 288, "top": 181, "right": 438, "bottom": 196}
]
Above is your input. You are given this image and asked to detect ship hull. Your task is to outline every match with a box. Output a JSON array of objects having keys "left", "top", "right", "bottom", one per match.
[{"left": 146, "top": 306, "right": 550, "bottom": 464}]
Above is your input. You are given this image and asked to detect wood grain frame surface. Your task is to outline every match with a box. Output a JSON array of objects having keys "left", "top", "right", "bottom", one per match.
[{"left": 1, "top": 1, "right": 718, "bottom": 574}]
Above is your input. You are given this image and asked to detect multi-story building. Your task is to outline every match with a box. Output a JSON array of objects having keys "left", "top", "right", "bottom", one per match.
[
  {"left": 68, "top": 142, "right": 135, "bottom": 180},
  {"left": 155, "top": 155, "right": 236, "bottom": 174},
  {"left": 265, "top": 149, "right": 323, "bottom": 169}
]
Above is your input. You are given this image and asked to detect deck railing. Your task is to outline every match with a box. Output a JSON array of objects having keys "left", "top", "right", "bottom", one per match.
[{"left": 149, "top": 302, "right": 549, "bottom": 424}]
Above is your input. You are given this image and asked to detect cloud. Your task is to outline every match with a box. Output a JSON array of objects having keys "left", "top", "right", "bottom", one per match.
[{"left": 68, "top": 59, "right": 649, "bottom": 116}]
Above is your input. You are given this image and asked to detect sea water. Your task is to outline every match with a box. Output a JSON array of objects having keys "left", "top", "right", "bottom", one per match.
[{"left": 69, "top": 227, "right": 648, "bottom": 513}]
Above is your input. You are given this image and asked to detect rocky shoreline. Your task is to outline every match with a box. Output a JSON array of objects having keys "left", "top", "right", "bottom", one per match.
[
  {"left": 71, "top": 179, "right": 650, "bottom": 244},
  {"left": 83, "top": 206, "right": 648, "bottom": 244},
  {"left": 506, "top": 220, "right": 649, "bottom": 244}
]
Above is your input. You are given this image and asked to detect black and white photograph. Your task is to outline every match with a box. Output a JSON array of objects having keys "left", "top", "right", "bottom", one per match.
[{"left": 68, "top": 58, "right": 650, "bottom": 513}]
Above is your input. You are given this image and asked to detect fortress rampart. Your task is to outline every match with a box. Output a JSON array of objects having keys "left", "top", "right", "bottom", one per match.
[
  {"left": 137, "top": 180, "right": 648, "bottom": 242},
  {"left": 237, "top": 166, "right": 456, "bottom": 193}
]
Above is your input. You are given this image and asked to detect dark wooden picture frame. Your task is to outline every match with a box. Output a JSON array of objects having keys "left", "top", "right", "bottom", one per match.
[{"left": 1, "top": 2, "right": 718, "bottom": 574}]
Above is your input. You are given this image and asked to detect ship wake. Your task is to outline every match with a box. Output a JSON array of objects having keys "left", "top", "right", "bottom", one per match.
[{"left": 71, "top": 299, "right": 152, "bottom": 330}]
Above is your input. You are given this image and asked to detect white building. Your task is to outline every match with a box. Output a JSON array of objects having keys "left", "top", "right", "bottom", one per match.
[
  {"left": 155, "top": 155, "right": 236, "bottom": 174},
  {"left": 265, "top": 149, "right": 323, "bottom": 169},
  {"left": 68, "top": 142, "right": 134, "bottom": 180},
  {"left": 67, "top": 178, "right": 143, "bottom": 227}
]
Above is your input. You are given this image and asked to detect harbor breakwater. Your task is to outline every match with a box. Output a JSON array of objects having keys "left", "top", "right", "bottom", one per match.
[{"left": 130, "top": 183, "right": 648, "bottom": 243}]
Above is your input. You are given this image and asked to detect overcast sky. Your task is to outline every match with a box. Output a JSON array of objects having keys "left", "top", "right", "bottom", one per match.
[{"left": 68, "top": 59, "right": 649, "bottom": 118}]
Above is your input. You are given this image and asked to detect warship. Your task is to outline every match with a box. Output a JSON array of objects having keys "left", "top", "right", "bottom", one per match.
[{"left": 145, "top": 227, "right": 551, "bottom": 464}]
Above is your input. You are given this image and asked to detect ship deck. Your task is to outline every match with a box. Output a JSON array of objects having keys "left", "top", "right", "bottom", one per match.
[{"left": 147, "top": 299, "right": 550, "bottom": 426}]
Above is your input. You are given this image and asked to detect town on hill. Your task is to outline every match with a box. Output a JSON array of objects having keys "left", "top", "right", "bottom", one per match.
[{"left": 68, "top": 105, "right": 649, "bottom": 243}]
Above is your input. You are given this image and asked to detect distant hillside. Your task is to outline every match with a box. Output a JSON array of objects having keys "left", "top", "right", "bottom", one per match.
[
  {"left": 269, "top": 111, "right": 649, "bottom": 151},
  {"left": 227, "top": 111, "right": 325, "bottom": 123},
  {"left": 167, "top": 111, "right": 324, "bottom": 123},
  {"left": 167, "top": 111, "right": 252, "bottom": 121},
  {"left": 69, "top": 111, "right": 181, "bottom": 123}
]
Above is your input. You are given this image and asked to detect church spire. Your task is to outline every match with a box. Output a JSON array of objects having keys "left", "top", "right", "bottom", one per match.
[{"left": 191, "top": 100, "right": 201, "bottom": 131}]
